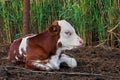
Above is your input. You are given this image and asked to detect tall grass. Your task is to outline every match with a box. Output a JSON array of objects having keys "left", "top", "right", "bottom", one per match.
[
  {"left": 0, "top": 0, "right": 23, "bottom": 42},
  {"left": 0, "top": 0, "right": 120, "bottom": 48},
  {"left": 0, "top": 1, "right": 11, "bottom": 42}
]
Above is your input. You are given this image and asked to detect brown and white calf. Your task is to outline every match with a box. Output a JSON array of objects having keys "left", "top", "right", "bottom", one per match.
[{"left": 8, "top": 20, "right": 83, "bottom": 70}]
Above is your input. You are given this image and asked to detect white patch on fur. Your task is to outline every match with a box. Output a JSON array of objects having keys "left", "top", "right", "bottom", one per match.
[
  {"left": 58, "top": 20, "right": 83, "bottom": 50},
  {"left": 23, "top": 54, "right": 26, "bottom": 57},
  {"left": 60, "top": 54, "right": 77, "bottom": 68},
  {"left": 49, "top": 48, "right": 62, "bottom": 70},
  {"left": 19, "top": 35, "right": 36, "bottom": 56},
  {"left": 33, "top": 61, "right": 45, "bottom": 67},
  {"left": 19, "top": 37, "right": 29, "bottom": 55},
  {"left": 15, "top": 56, "right": 19, "bottom": 60},
  {"left": 32, "top": 60, "right": 53, "bottom": 70}
]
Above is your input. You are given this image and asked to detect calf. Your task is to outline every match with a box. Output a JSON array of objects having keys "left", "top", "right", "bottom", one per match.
[{"left": 8, "top": 20, "right": 83, "bottom": 70}]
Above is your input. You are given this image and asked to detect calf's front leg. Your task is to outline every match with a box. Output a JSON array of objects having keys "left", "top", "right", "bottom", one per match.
[
  {"left": 59, "top": 54, "right": 77, "bottom": 68},
  {"left": 49, "top": 48, "right": 62, "bottom": 70}
]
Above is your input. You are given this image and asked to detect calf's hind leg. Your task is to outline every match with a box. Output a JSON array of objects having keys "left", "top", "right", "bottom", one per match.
[{"left": 25, "top": 60, "right": 53, "bottom": 70}]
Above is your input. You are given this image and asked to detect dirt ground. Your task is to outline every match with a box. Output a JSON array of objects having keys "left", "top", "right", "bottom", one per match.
[{"left": 0, "top": 43, "right": 120, "bottom": 80}]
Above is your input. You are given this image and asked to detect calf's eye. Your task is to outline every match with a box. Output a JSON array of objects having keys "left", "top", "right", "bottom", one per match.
[{"left": 65, "top": 31, "right": 72, "bottom": 36}]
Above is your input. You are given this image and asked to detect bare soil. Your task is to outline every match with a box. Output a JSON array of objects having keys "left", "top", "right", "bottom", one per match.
[{"left": 0, "top": 43, "right": 120, "bottom": 80}]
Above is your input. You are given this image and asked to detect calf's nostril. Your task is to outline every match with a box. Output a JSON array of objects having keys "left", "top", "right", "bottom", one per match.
[{"left": 79, "top": 40, "right": 83, "bottom": 44}]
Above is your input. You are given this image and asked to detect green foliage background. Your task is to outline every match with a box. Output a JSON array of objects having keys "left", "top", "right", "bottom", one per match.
[{"left": 0, "top": 0, "right": 120, "bottom": 47}]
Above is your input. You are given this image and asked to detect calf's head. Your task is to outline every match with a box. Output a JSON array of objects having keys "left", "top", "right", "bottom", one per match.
[{"left": 57, "top": 20, "right": 83, "bottom": 50}]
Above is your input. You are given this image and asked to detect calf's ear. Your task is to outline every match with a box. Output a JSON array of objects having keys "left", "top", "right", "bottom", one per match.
[
  {"left": 48, "top": 21, "right": 60, "bottom": 35},
  {"left": 48, "top": 25, "right": 60, "bottom": 35}
]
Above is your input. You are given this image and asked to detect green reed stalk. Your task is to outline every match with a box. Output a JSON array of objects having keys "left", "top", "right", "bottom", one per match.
[
  {"left": 0, "top": 1, "right": 11, "bottom": 42},
  {"left": 0, "top": 0, "right": 119, "bottom": 47}
]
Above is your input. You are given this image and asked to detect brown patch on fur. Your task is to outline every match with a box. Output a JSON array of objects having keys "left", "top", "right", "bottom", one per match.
[
  {"left": 8, "top": 20, "right": 61, "bottom": 70},
  {"left": 57, "top": 42, "right": 62, "bottom": 48}
]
